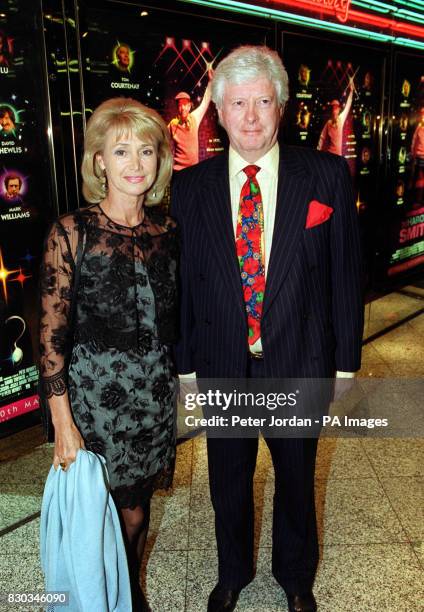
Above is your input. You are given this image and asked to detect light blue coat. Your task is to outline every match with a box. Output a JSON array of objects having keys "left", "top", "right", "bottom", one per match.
[{"left": 40, "top": 450, "right": 131, "bottom": 612}]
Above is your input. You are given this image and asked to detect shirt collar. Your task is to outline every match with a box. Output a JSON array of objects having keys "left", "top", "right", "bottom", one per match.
[{"left": 229, "top": 142, "right": 279, "bottom": 180}]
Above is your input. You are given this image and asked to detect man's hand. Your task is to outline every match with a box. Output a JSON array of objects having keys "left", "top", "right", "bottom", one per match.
[
  {"left": 178, "top": 374, "right": 199, "bottom": 406},
  {"left": 332, "top": 376, "right": 355, "bottom": 402}
]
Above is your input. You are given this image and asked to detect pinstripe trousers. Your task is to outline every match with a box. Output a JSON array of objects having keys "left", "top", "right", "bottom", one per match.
[{"left": 206, "top": 358, "right": 319, "bottom": 594}]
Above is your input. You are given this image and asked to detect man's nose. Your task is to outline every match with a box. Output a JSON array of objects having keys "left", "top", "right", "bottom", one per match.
[{"left": 245, "top": 101, "right": 258, "bottom": 124}]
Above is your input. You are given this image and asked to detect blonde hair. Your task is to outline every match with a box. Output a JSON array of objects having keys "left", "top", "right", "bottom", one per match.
[{"left": 81, "top": 97, "right": 173, "bottom": 205}]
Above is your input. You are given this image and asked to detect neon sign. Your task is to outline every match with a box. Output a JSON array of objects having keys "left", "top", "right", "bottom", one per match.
[
  {"left": 298, "top": 0, "right": 351, "bottom": 23},
  {"left": 182, "top": 0, "right": 424, "bottom": 49}
]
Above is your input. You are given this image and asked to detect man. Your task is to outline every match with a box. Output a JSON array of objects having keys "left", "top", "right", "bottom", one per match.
[
  {"left": 317, "top": 79, "right": 354, "bottom": 156},
  {"left": 172, "top": 46, "right": 363, "bottom": 612},
  {"left": 0, "top": 106, "right": 15, "bottom": 133},
  {"left": 297, "top": 64, "right": 311, "bottom": 89},
  {"left": 114, "top": 43, "right": 131, "bottom": 72},
  {"left": 3, "top": 174, "right": 23, "bottom": 203},
  {"left": 168, "top": 73, "right": 212, "bottom": 170}
]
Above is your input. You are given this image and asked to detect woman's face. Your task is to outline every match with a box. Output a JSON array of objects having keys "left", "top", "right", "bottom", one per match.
[{"left": 97, "top": 129, "right": 158, "bottom": 202}]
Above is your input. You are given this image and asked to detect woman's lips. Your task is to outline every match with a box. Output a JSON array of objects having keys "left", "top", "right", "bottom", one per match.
[{"left": 124, "top": 176, "right": 144, "bottom": 183}]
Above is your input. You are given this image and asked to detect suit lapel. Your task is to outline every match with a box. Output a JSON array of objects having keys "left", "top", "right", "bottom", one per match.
[
  {"left": 199, "top": 154, "right": 245, "bottom": 318},
  {"left": 263, "top": 145, "right": 315, "bottom": 317}
]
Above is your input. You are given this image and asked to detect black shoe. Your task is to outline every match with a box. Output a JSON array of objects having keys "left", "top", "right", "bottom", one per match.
[
  {"left": 207, "top": 584, "right": 240, "bottom": 612},
  {"left": 286, "top": 591, "right": 317, "bottom": 612}
]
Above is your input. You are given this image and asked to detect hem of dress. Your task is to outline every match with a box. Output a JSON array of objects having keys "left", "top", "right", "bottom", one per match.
[{"left": 110, "top": 461, "right": 175, "bottom": 510}]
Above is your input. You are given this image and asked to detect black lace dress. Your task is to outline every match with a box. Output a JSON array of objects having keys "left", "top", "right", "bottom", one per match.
[{"left": 39, "top": 204, "right": 179, "bottom": 509}]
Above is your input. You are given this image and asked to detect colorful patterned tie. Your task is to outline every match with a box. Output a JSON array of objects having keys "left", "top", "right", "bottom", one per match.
[{"left": 236, "top": 165, "right": 265, "bottom": 345}]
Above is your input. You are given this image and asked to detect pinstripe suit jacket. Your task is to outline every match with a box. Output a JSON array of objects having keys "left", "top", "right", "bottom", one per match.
[{"left": 171, "top": 144, "right": 364, "bottom": 379}]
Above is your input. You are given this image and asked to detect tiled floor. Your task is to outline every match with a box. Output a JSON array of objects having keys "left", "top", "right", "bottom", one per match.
[{"left": 0, "top": 289, "right": 423, "bottom": 611}]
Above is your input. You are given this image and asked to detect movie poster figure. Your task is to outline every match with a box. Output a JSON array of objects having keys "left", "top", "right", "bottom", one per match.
[
  {"left": 0, "top": 171, "right": 33, "bottom": 221},
  {"left": 317, "top": 77, "right": 354, "bottom": 156},
  {"left": 410, "top": 105, "right": 424, "bottom": 209},
  {"left": 113, "top": 43, "right": 132, "bottom": 73},
  {"left": 167, "top": 70, "right": 212, "bottom": 170},
  {"left": 360, "top": 71, "right": 373, "bottom": 99},
  {"left": 401, "top": 79, "right": 411, "bottom": 100},
  {"left": 0, "top": 30, "right": 13, "bottom": 69},
  {"left": 2, "top": 174, "right": 23, "bottom": 205},
  {"left": 399, "top": 114, "right": 409, "bottom": 134},
  {"left": 294, "top": 64, "right": 314, "bottom": 102},
  {"left": 398, "top": 147, "right": 407, "bottom": 166},
  {"left": 362, "top": 110, "right": 371, "bottom": 136},
  {"left": 396, "top": 179, "right": 405, "bottom": 205},
  {"left": 297, "top": 104, "right": 311, "bottom": 130},
  {"left": 109, "top": 42, "right": 140, "bottom": 92},
  {"left": 0, "top": 106, "right": 16, "bottom": 134},
  {"left": 298, "top": 64, "right": 311, "bottom": 90},
  {"left": 361, "top": 146, "right": 371, "bottom": 165}
]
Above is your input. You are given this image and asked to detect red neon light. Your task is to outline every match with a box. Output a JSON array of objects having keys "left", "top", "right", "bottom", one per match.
[
  {"left": 296, "top": 0, "right": 351, "bottom": 23},
  {"left": 350, "top": 9, "right": 424, "bottom": 39},
  {"left": 271, "top": 0, "right": 424, "bottom": 39}
]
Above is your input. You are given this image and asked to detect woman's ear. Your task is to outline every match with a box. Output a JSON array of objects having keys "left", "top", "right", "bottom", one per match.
[{"left": 95, "top": 152, "right": 105, "bottom": 171}]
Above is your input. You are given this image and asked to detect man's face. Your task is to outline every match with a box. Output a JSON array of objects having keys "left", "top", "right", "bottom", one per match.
[
  {"left": 299, "top": 66, "right": 309, "bottom": 84},
  {"left": 218, "top": 77, "right": 282, "bottom": 163},
  {"left": 6, "top": 178, "right": 20, "bottom": 198},
  {"left": 364, "top": 72, "right": 372, "bottom": 89},
  {"left": 177, "top": 99, "right": 191, "bottom": 121},
  {"left": 1, "top": 111, "right": 14, "bottom": 132},
  {"left": 117, "top": 46, "right": 130, "bottom": 68},
  {"left": 331, "top": 105, "right": 340, "bottom": 120}
]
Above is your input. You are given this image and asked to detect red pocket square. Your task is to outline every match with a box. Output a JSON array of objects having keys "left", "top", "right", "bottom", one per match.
[{"left": 305, "top": 200, "right": 333, "bottom": 229}]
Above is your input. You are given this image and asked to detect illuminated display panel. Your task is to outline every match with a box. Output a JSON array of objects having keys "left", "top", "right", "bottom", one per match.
[
  {"left": 0, "top": 1, "right": 53, "bottom": 431},
  {"left": 181, "top": 0, "right": 424, "bottom": 49},
  {"left": 387, "top": 52, "right": 424, "bottom": 276},
  {"left": 281, "top": 31, "right": 387, "bottom": 282},
  {"left": 81, "top": 7, "right": 272, "bottom": 173}
]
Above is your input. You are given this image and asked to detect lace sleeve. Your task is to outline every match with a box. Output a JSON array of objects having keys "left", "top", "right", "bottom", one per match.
[{"left": 39, "top": 218, "right": 78, "bottom": 398}]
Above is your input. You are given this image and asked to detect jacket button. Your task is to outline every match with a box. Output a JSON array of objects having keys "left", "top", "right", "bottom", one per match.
[
  {"left": 204, "top": 358, "right": 210, "bottom": 365},
  {"left": 199, "top": 274, "right": 205, "bottom": 281},
  {"left": 309, "top": 265, "right": 317, "bottom": 272},
  {"left": 303, "top": 313, "right": 310, "bottom": 320},
  {"left": 204, "top": 319, "right": 211, "bottom": 325}
]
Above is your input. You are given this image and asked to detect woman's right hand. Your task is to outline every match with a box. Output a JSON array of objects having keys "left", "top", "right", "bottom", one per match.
[{"left": 53, "top": 422, "right": 85, "bottom": 471}]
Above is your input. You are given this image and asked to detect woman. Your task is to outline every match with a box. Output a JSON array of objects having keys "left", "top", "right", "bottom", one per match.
[{"left": 39, "top": 97, "right": 178, "bottom": 611}]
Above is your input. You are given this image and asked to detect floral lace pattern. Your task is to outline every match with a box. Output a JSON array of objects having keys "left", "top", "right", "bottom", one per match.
[
  {"left": 39, "top": 204, "right": 179, "bottom": 396},
  {"left": 39, "top": 204, "right": 179, "bottom": 508}
]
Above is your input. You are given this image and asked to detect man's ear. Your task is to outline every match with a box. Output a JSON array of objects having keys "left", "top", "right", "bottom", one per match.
[
  {"left": 217, "top": 106, "right": 223, "bottom": 127},
  {"left": 279, "top": 104, "right": 285, "bottom": 120}
]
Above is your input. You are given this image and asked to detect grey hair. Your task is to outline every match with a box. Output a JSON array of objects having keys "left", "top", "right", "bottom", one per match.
[{"left": 211, "top": 45, "right": 289, "bottom": 109}]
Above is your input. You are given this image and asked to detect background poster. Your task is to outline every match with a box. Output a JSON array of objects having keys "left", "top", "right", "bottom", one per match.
[
  {"left": 83, "top": 8, "right": 269, "bottom": 173},
  {"left": 0, "top": 3, "right": 54, "bottom": 429},
  {"left": 387, "top": 53, "right": 424, "bottom": 277},
  {"left": 281, "top": 32, "right": 385, "bottom": 283},
  {"left": 282, "top": 32, "right": 383, "bottom": 210}
]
